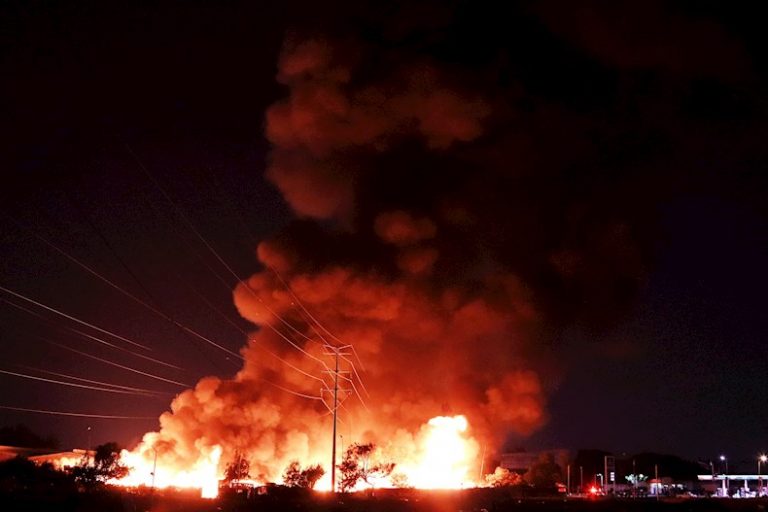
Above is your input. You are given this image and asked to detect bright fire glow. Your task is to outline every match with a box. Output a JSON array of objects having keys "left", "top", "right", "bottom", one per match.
[
  {"left": 112, "top": 445, "right": 223, "bottom": 499},
  {"left": 399, "top": 415, "right": 479, "bottom": 489},
  {"left": 59, "top": 414, "right": 482, "bottom": 497},
  {"left": 285, "top": 414, "right": 480, "bottom": 492}
]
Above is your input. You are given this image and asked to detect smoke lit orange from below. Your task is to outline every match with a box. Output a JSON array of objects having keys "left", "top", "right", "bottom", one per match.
[
  {"left": 98, "top": 239, "right": 546, "bottom": 497},
  {"left": 90, "top": 36, "right": 552, "bottom": 500}
]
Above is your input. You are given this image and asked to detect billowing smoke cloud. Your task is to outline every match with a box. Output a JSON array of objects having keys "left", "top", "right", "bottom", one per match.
[
  {"left": 265, "top": 37, "right": 489, "bottom": 220},
  {"left": 129, "top": 0, "right": 754, "bottom": 482}
]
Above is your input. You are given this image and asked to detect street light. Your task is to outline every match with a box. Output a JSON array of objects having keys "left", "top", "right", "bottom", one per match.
[
  {"left": 759, "top": 455, "right": 767, "bottom": 497},
  {"left": 86, "top": 426, "right": 92, "bottom": 466},
  {"left": 720, "top": 455, "right": 728, "bottom": 496}
]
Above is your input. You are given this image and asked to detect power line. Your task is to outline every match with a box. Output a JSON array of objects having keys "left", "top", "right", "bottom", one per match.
[
  {"left": 67, "top": 192, "right": 244, "bottom": 371},
  {"left": 269, "top": 267, "right": 344, "bottom": 347},
  {"left": 67, "top": 326, "right": 182, "bottom": 370},
  {"left": 20, "top": 365, "right": 173, "bottom": 396},
  {"left": 1, "top": 298, "right": 183, "bottom": 371},
  {"left": 267, "top": 267, "right": 371, "bottom": 403},
  {"left": 0, "top": 285, "right": 151, "bottom": 352},
  {"left": 121, "top": 146, "right": 362, "bottom": 413},
  {"left": 260, "top": 378, "right": 323, "bottom": 401},
  {"left": 56, "top": 194, "right": 245, "bottom": 370},
  {"left": 0, "top": 368, "right": 164, "bottom": 397},
  {"left": 124, "top": 144, "right": 332, "bottom": 372},
  {"left": 0, "top": 405, "right": 157, "bottom": 420},
  {"left": 340, "top": 354, "right": 370, "bottom": 398},
  {"left": 246, "top": 338, "right": 324, "bottom": 384},
  {"left": 41, "top": 338, "right": 190, "bottom": 388},
  {"left": 159, "top": 272, "right": 325, "bottom": 385},
  {"left": 6, "top": 218, "right": 244, "bottom": 362},
  {"left": 268, "top": 266, "right": 369, "bottom": 379}
]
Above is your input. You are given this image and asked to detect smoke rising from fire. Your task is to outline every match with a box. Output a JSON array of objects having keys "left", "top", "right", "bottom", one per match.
[{"left": 126, "top": 7, "right": 695, "bottom": 482}]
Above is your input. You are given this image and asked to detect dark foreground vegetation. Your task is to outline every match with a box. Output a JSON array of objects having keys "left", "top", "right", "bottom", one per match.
[
  {"left": 2, "top": 446, "right": 767, "bottom": 512},
  {"left": 4, "top": 485, "right": 768, "bottom": 512}
]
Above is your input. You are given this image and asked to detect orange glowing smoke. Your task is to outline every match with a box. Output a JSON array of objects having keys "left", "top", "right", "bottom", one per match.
[
  {"left": 92, "top": 36, "right": 551, "bottom": 500},
  {"left": 100, "top": 237, "right": 546, "bottom": 496}
]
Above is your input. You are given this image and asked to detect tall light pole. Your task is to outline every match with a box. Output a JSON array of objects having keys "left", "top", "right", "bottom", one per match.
[
  {"left": 720, "top": 455, "right": 728, "bottom": 496},
  {"left": 759, "top": 455, "right": 767, "bottom": 497},
  {"left": 632, "top": 459, "right": 637, "bottom": 496},
  {"left": 86, "top": 426, "right": 92, "bottom": 466}
]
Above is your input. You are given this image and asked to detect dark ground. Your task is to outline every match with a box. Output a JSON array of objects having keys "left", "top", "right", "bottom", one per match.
[{"left": 4, "top": 487, "right": 768, "bottom": 512}]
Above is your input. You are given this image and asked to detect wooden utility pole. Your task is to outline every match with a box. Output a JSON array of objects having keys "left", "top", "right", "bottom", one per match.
[{"left": 322, "top": 345, "right": 351, "bottom": 493}]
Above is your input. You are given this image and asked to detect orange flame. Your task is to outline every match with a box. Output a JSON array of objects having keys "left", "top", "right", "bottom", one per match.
[
  {"left": 112, "top": 445, "right": 223, "bottom": 499},
  {"left": 395, "top": 415, "right": 480, "bottom": 489},
  {"left": 92, "top": 414, "right": 482, "bottom": 496},
  {"left": 297, "top": 414, "right": 481, "bottom": 491}
]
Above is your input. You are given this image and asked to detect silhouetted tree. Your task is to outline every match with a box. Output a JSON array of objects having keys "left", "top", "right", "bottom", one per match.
[
  {"left": 224, "top": 451, "right": 250, "bottom": 482},
  {"left": 525, "top": 453, "right": 562, "bottom": 490},
  {"left": 0, "top": 456, "right": 74, "bottom": 492},
  {"left": 70, "top": 442, "right": 128, "bottom": 486},
  {"left": 282, "top": 460, "right": 325, "bottom": 489},
  {"left": 338, "top": 442, "right": 394, "bottom": 492}
]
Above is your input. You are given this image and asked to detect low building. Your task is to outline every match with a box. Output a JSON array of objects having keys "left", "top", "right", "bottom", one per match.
[
  {"left": 0, "top": 445, "right": 57, "bottom": 462},
  {"left": 499, "top": 449, "right": 572, "bottom": 474},
  {"left": 0, "top": 445, "right": 92, "bottom": 470}
]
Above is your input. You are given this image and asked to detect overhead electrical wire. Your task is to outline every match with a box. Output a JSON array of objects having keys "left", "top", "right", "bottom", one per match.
[
  {"left": 160, "top": 266, "right": 324, "bottom": 385},
  {"left": 122, "top": 143, "right": 374, "bottom": 407},
  {"left": 58, "top": 192, "right": 244, "bottom": 371},
  {"left": 40, "top": 338, "right": 190, "bottom": 387},
  {"left": 0, "top": 368, "right": 165, "bottom": 397},
  {"left": 125, "top": 144, "right": 332, "bottom": 374},
  {"left": 6, "top": 217, "right": 244, "bottom": 362},
  {"left": 0, "top": 405, "right": 157, "bottom": 420},
  {"left": 260, "top": 379, "right": 323, "bottom": 401},
  {"left": 267, "top": 266, "right": 371, "bottom": 405},
  {"left": 20, "top": 366, "right": 173, "bottom": 396},
  {"left": 1, "top": 298, "right": 183, "bottom": 370},
  {"left": 94, "top": 189, "right": 328, "bottom": 387},
  {"left": 0, "top": 285, "right": 151, "bottom": 352},
  {"left": 196, "top": 169, "right": 374, "bottom": 409},
  {"left": 46, "top": 156, "right": 327, "bottom": 403}
]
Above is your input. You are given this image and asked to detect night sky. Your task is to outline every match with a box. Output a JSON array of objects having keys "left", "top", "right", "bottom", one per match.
[{"left": 1, "top": 0, "right": 767, "bottom": 472}]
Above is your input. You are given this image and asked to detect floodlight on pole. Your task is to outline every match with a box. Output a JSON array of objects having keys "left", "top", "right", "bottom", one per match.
[{"left": 720, "top": 455, "right": 728, "bottom": 496}]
